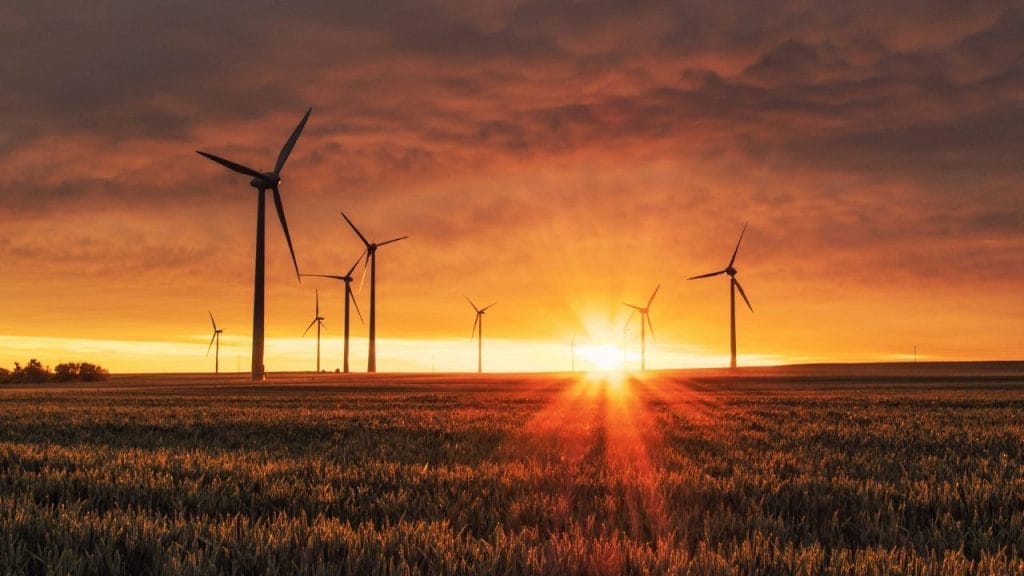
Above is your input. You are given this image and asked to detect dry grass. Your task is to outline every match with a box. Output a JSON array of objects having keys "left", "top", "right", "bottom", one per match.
[{"left": 1, "top": 365, "right": 1023, "bottom": 574}]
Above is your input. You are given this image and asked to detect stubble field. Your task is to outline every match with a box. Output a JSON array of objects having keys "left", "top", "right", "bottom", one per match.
[{"left": 1, "top": 364, "right": 1023, "bottom": 575}]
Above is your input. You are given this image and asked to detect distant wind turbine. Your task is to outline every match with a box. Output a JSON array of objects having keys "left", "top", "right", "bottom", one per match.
[
  {"left": 688, "top": 224, "right": 753, "bottom": 368},
  {"left": 207, "top": 312, "right": 223, "bottom": 374},
  {"left": 624, "top": 285, "right": 660, "bottom": 371},
  {"left": 571, "top": 333, "right": 577, "bottom": 373},
  {"left": 303, "top": 289, "right": 326, "bottom": 372},
  {"left": 342, "top": 212, "right": 407, "bottom": 373},
  {"left": 301, "top": 256, "right": 364, "bottom": 373},
  {"left": 466, "top": 297, "right": 496, "bottom": 374},
  {"left": 197, "top": 108, "right": 311, "bottom": 380}
]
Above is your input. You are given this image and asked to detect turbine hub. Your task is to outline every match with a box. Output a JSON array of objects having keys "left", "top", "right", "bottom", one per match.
[
  {"left": 726, "top": 267, "right": 737, "bottom": 276},
  {"left": 249, "top": 172, "right": 281, "bottom": 189}
]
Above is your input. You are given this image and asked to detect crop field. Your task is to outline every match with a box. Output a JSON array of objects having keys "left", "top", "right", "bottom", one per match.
[{"left": 1, "top": 364, "right": 1023, "bottom": 575}]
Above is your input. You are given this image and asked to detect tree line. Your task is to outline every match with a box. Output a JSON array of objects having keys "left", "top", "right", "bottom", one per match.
[{"left": 0, "top": 359, "right": 109, "bottom": 384}]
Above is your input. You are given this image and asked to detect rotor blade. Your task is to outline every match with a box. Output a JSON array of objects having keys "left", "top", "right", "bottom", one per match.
[
  {"left": 734, "top": 278, "right": 754, "bottom": 312},
  {"left": 345, "top": 253, "right": 363, "bottom": 277},
  {"left": 301, "top": 274, "right": 347, "bottom": 281},
  {"left": 623, "top": 302, "right": 642, "bottom": 311},
  {"left": 647, "top": 284, "right": 661, "bottom": 308},
  {"left": 315, "top": 289, "right": 319, "bottom": 316},
  {"left": 728, "top": 223, "right": 748, "bottom": 268},
  {"left": 209, "top": 311, "right": 217, "bottom": 331},
  {"left": 464, "top": 296, "right": 480, "bottom": 312},
  {"left": 625, "top": 309, "right": 636, "bottom": 327},
  {"left": 471, "top": 313, "right": 480, "bottom": 340},
  {"left": 272, "top": 187, "right": 301, "bottom": 281},
  {"left": 196, "top": 151, "right": 266, "bottom": 181},
  {"left": 646, "top": 313, "right": 656, "bottom": 342},
  {"left": 303, "top": 318, "right": 317, "bottom": 336},
  {"left": 275, "top": 107, "right": 312, "bottom": 174},
  {"left": 378, "top": 235, "right": 408, "bottom": 247},
  {"left": 207, "top": 332, "right": 216, "bottom": 356},
  {"left": 319, "top": 320, "right": 326, "bottom": 332},
  {"left": 480, "top": 302, "right": 497, "bottom": 313},
  {"left": 348, "top": 287, "right": 364, "bottom": 324},
  {"left": 357, "top": 252, "right": 370, "bottom": 294},
  {"left": 340, "top": 212, "right": 371, "bottom": 247},
  {"left": 687, "top": 269, "right": 727, "bottom": 280}
]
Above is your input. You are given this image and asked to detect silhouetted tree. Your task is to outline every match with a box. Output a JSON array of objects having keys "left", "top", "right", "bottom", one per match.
[
  {"left": 1, "top": 359, "right": 108, "bottom": 384},
  {"left": 78, "top": 363, "right": 109, "bottom": 382},
  {"left": 0, "top": 367, "right": 9, "bottom": 384}
]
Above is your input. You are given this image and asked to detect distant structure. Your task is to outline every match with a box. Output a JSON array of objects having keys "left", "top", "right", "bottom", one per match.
[
  {"left": 207, "top": 312, "right": 223, "bottom": 374},
  {"left": 624, "top": 285, "right": 660, "bottom": 371},
  {"left": 303, "top": 289, "right": 326, "bottom": 372},
  {"left": 341, "top": 212, "right": 407, "bottom": 373},
  {"left": 197, "top": 108, "right": 311, "bottom": 380},
  {"left": 571, "top": 333, "right": 577, "bottom": 373},
  {"left": 466, "top": 297, "right": 496, "bottom": 374},
  {"left": 689, "top": 224, "right": 754, "bottom": 368},
  {"left": 302, "top": 256, "right": 364, "bottom": 373}
]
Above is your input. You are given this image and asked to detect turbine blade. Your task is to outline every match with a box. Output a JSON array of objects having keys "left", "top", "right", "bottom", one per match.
[
  {"left": 626, "top": 309, "right": 636, "bottom": 327},
  {"left": 624, "top": 302, "right": 642, "bottom": 311},
  {"left": 647, "top": 313, "right": 656, "bottom": 342},
  {"left": 357, "top": 253, "right": 370, "bottom": 294},
  {"left": 302, "top": 274, "right": 347, "bottom": 281},
  {"left": 349, "top": 287, "right": 364, "bottom": 324},
  {"left": 464, "top": 296, "right": 480, "bottom": 312},
  {"left": 275, "top": 107, "right": 312, "bottom": 174},
  {"left": 319, "top": 320, "right": 326, "bottom": 332},
  {"left": 480, "top": 302, "right": 497, "bottom": 312},
  {"left": 272, "top": 187, "right": 301, "bottom": 281},
  {"left": 687, "top": 269, "right": 726, "bottom": 280},
  {"left": 340, "top": 212, "right": 371, "bottom": 247},
  {"left": 303, "top": 318, "right": 317, "bottom": 336},
  {"left": 209, "top": 311, "right": 217, "bottom": 331},
  {"left": 207, "top": 332, "right": 216, "bottom": 355},
  {"left": 647, "top": 284, "right": 661, "bottom": 308},
  {"left": 471, "top": 313, "right": 480, "bottom": 340},
  {"left": 196, "top": 151, "right": 266, "bottom": 181},
  {"left": 728, "top": 223, "right": 748, "bottom": 268},
  {"left": 734, "top": 278, "right": 754, "bottom": 312},
  {"left": 345, "top": 253, "right": 363, "bottom": 277},
  {"left": 378, "top": 235, "right": 408, "bottom": 247},
  {"left": 315, "top": 289, "right": 320, "bottom": 316}
]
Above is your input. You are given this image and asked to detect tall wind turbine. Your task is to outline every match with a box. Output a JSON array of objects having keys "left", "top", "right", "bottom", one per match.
[
  {"left": 303, "top": 289, "right": 326, "bottom": 372},
  {"left": 197, "top": 108, "right": 311, "bottom": 380},
  {"left": 342, "top": 212, "right": 407, "bottom": 373},
  {"left": 301, "top": 256, "right": 364, "bottom": 373},
  {"left": 688, "top": 224, "right": 753, "bottom": 368},
  {"left": 624, "top": 285, "right": 660, "bottom": 371},
  {"left": 466, "top": 297, "right": 496, "bottom": 374},
  {"left": 207, "top": 312, "right": 223, "bottom": 374}
]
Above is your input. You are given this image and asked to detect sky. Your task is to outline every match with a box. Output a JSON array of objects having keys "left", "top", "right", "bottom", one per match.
[{"left": 1, "top": 1, "right": 1022, "bottom": 373}]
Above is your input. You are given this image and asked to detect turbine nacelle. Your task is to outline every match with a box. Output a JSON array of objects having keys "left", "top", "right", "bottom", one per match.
[
  {"left": 726, "top": 266, "right": 737, "bottom": 277},
  {"left": 250, "top": 173, "right": 281, "bottom": 189}
]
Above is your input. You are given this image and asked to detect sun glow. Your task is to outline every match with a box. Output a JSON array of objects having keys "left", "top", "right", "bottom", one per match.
[{"left": 577, "top": 344, "right": 624, "bottom": 371}]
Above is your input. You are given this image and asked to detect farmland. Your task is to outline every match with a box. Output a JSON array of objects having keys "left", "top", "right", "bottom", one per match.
[{"left": 1, "top": 364, "right": 1023, "bottom": 575}]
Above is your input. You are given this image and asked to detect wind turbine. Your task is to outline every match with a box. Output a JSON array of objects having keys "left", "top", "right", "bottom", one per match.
[
  {"left": 303, "top": 289, "right": 326, "bottom": 372},
  {"left": 197, "top": 108, "right": 311, "bottom": 380},
  {"left": 341, "top": 212, "right": 407, "bottom": 373},
  {"left": 466, "top": 297, "right": 496, "bottom": 374},
  {"left": 624, "top": 285, "right": 660, "bottom": 371},
  {"left": 688, "top": 224, "right": 753, "bottom": 368},
  {"left": 301, "top": 256, "right": 364, "bottom": 373},
  {"left": 571, "top": 333, "right": 577, "bottom": 373},
  {"left": 207, "top": 312, "right": 223, "bottom": 374}
]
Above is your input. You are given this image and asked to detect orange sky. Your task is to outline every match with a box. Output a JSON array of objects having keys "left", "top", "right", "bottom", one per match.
[{"left": 1, "top": 2, "right": 1022, "bottom": 372}]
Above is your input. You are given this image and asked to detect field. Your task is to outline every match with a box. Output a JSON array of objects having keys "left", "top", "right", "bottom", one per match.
[{"left": 1, "top": 363, "right": 1023, "bottom": 575}]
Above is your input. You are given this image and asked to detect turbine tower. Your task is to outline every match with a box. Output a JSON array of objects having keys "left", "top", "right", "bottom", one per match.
[
  {"left": 301, "top": 256, "right": 364, "bottom": 373},
  {"left": 197, "top": 108, "right": 310, "bottom": 380},
  {"left": 624, "top": 285, "right": 660, "bottom": 371},
  {"left": 688, "top": 224, "right": 753, "bottom": 368},
  {"left": 571, "top": 333, "right": 577, "bottom": 373},
  {"left": 342, "top": 212, "right": 407, "bottom": 373},
  {"left": 303, "top": 289, "right": 326, "bottom": 372},
  {"left": 207, "top": 312, "right": 223, "bottom": 374},
  {"left": 466, "top": 297, "right": 496, "bottom": 374}
]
